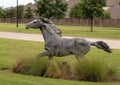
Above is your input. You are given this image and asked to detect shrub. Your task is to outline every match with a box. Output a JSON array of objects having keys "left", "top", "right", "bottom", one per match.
[
  {"left": 46, "top": 61, "right": 62, "bottom": 78},
  {"left": 12, "top": 57, "right": 49, "bottom": 76},
  {"left": 74, "top": 57, "right": 116, "bottom": 82},
  {"left": 13, "top": 58, "right": 74, "bottom": 79},
  {"left": 46, "top": 61, "right": 74, "bottom": 79},
  {"left": 12, "top": 55, "right": 116, "bottom": 82}
]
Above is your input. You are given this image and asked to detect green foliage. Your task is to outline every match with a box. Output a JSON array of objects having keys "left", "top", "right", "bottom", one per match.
[
  {"left": 69, "top": 3, "right": 83, "bottom": 18},
  {"left": 24, "top": 7, "right": 34, "bottom": 18},
  {"left": 80, "top": 0, "right": 107, "bottom": 19},
  {"left": 0, "top": 6, "right": 23, "bottom": 22},
  {"left": 101, "top": 11, "right": 111, "bottom": 19},
  {"left": 0, "top": 7, "right": 3, "bottom": 17},
  {"left": 13, "top": 57, "right": 49, "bottom": 76},
  {"left": 69, "top": 0, "right": 109, "bottom": 32},
  {"left": 34, "top": 0, "right": 53, "bottom": 18},
  {"left": 74, "top": 57, "right": 116, "bottom": 82},
  {"left": 0, "top": 7, "right": 16, "bottom": 19},
  {"left": 18, "top": 5, "right": 24, "bottom": 19},
  {"left": 1, "top": 7, "right": 16, "bottom": 23},
  {"left": 70, "top": 0, "right": 107, "bottom": 19},
  {"left": 0, "top": 6, "right": 33, "bottom": 19},
  {"left": 0, "top": 7, "right": 6, "bottom": 18},
  {"left": 3, "top": 7, "right": 16, "bottom": 18},
  {"left": 34, "top": 0, "right": 68, "bottom": 19},
  {"left": 52, "top": 0, "right": 68, "bottom": 19}
]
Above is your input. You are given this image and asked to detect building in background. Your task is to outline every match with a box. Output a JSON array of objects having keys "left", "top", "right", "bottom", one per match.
[
  {"left": 24, "top": 3, "right": 36, "bottom": 11},
  {"left": 105, "top": 0, "right": 120, "bottom": 19},
  {"left": 64, "top": 0, "right": 120, "bottom": 19}
]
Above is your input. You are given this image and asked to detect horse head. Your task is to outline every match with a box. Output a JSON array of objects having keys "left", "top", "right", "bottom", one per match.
[
  {"left": 26, "top": 18, "right": 62, "bottom": 37},
  {"left": 26, "top": 18, "right": 44, "bottom": 29}
]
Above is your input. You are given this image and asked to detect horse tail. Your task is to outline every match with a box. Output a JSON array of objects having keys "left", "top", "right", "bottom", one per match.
[{"left": 90, "top": 41, "right": 112, "bottom": 53}]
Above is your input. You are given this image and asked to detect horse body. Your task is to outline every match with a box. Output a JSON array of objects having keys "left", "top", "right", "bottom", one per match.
[
  {"left": 26, "top": 18, "right": 112, "bottom": 60},
  {"left": 45, "top": 38, "right": 90, "bottom": 58}
]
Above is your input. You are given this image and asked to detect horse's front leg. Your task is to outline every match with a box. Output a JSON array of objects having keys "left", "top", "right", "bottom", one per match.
[
  {"left": 37, "top": 51, "right": 49, "bottom": 57},
  {"left": 37, "top": 51, "right": 53, "bottom": 60},
  {"left": 75, "top": 53, "right": 84, "bottom": 61}
]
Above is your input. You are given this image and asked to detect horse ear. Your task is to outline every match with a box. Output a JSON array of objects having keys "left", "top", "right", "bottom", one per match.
[
  {"left": 35, "top": 16, "right": 42, "bottom": 20},
  {"left": 44, "top": 18, "right": 48, "bottom": 21}
]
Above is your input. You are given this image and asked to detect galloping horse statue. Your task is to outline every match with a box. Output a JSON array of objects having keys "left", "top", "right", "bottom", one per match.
[{"left": 26, "top": 18, "right": 112, "bottom": 60}]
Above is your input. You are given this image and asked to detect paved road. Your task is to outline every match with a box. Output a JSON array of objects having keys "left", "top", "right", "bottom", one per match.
[{"left": 0, "top": 31, "right": 120, "bottom": 49}]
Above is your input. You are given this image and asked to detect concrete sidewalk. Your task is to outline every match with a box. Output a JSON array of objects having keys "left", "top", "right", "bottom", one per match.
[{"left": 0, "top": 31, "right": 120, "bottom": 49}]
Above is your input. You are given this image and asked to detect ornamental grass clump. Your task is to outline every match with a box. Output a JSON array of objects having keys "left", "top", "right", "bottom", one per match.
[
  {"left": 46, "top": 61, "right": 74, "bottom": 79},
  {"left": 12, "top": 55, "right": 116, "bottom": 82},
  {"left": 74, "top": 57, "right": 116, "bottom": 82},
  {"left": 13, "top": 57, "right": 49, "bottom": 76}
]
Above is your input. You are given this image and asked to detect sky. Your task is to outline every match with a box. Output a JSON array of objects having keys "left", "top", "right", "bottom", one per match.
[{"left": 0, "top": 0, "right": 35, "bottom": 8}]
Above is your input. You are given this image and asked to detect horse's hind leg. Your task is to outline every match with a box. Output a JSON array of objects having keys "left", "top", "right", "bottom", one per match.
[{"left": 37, "top": 51, "right": 50, "bottom": 57}]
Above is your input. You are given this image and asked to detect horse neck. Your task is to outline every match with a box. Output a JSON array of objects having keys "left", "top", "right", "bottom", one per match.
[
  {"left": 48, "top": 23, "right": 62, "bottom": 37},
  {"left": 39, "top": 26, "right": 61, "bottom": 43}
]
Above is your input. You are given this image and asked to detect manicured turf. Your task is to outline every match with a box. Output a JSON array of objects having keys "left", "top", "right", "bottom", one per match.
[
  {"left": 0, "top": 23, "right": 120, "bottom": 39},
  {"left": 0, "top": 71, "right": 120, "bottom": 85},
  {"left": 0, "top": 38, "right": 120, "bottom": 85}
]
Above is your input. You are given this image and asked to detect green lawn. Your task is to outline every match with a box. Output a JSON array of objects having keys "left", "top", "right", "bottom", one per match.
[
  {"left": 0, "top": 23, "right": 120, "bottom": 39},
  {"left": 0, "top": 71, "right": 119, "bottom": 85},
  {"left": 0, "top": 38, "right": 120, "bottom": 85}
]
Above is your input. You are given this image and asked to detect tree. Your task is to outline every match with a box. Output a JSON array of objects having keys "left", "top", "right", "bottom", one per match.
[
  {"left": 1, "top": 7, "right": 16, "bottom": 23},
  {"left": 34, "top": 0, "right": 68, "bottom": 19},
  {"left": 0, "top": 8, "right": 6, "bottom": 22},
  {"left": 24, "top": 7, "right": 34, "bottom": 18},
  {"left": 0, "top": 7, "right": 2, "bottom": 17},
  {"left": 81, "top": 0, "right": 106, "bottom": 32},
  {"left": 69, "top": 0, "right": 110, "bottom": 32},
  {"left": 52, "top": 0, "right": 68, "bottom": 19},
  {"left": 0, "top": 7, "right": 5, "bottom": 18},
  {"left": 17, "top": 5, "right": 24, "bottom": 22},
  {"left": 69, "top": 2, "right": 83, "bottom": 18},
  {"left": 6, "top": 7, "right": 16, "bottom": 23}
]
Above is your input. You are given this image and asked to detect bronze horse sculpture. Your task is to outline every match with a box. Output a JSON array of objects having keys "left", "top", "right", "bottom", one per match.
[{"left": 26, "top": 18, "right": 112, "bottom": 60}]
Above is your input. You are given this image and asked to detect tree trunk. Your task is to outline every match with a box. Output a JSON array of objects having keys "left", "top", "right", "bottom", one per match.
[
  {"left": 10, "top": 16, "right": 12, "bottom": 24},
  {"left": 3, "top": 16, "right": 6, "bottom": 23},
  {"left": 90, "top": 18, "right": 93, "bottom": 32}
]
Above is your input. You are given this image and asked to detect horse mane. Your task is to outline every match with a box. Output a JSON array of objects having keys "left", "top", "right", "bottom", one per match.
[{"left": 40, "top": 17, "right": 53, "bottom": 24}]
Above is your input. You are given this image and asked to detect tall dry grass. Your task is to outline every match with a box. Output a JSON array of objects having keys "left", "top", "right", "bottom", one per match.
[
  {"left": 74, "top": 57, "right": 116, "bottom": 82},
  {"left": 11, "top": 46, "right": 116, "bottom": 82},
  {"left": 13, "top": 57, "right": 49, "bottom": 76}
]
